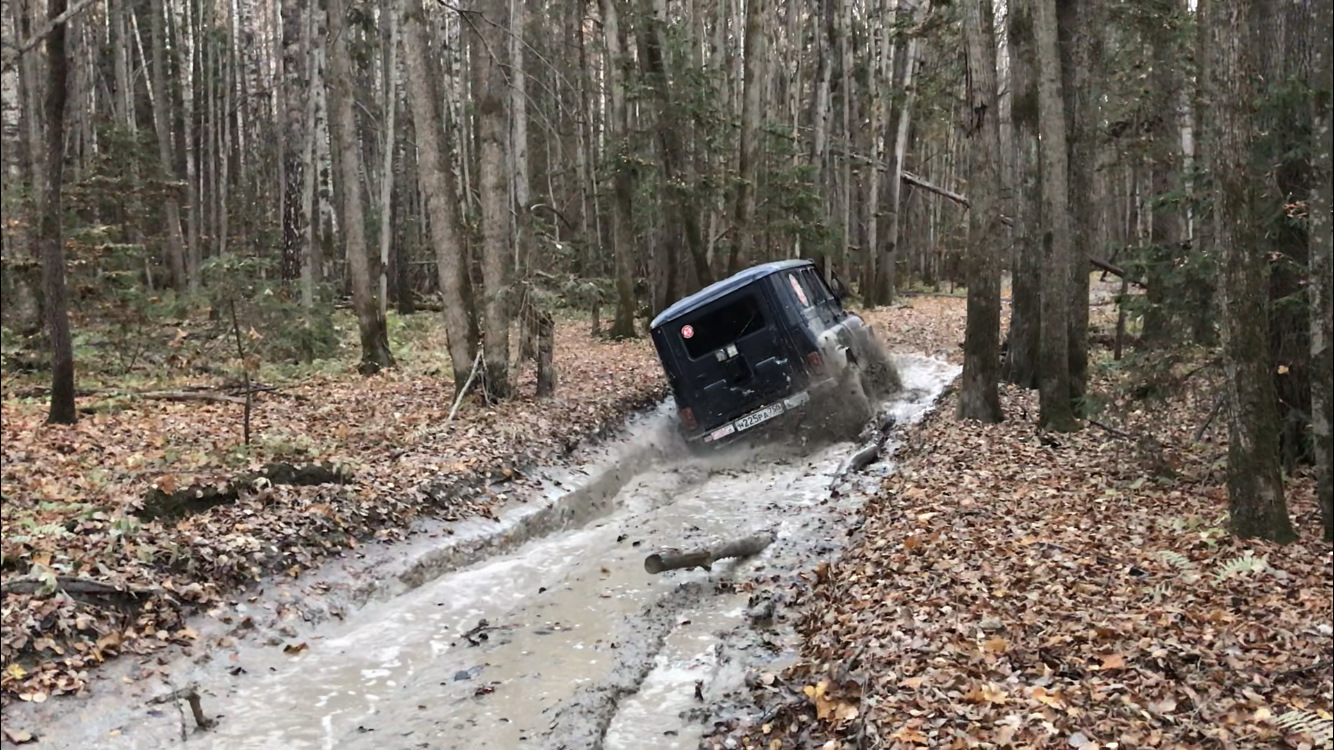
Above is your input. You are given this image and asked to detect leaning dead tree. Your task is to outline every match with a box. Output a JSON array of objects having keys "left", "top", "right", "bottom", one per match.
[{"left": 643, "top": 531, "right": 776, "bottom": 574}]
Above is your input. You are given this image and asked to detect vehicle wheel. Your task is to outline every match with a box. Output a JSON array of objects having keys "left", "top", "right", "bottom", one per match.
[
  {"left": 826, "top": 363, "right": 874, "bottom": 441},
  {"left": 850, "top": 328, "right": 902, "bottom": 399}
]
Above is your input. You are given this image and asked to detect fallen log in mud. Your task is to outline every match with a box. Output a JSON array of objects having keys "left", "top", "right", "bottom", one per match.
[
  {"left": 138, "top": 462, "right": 352, "bottom": 523},
  {"left": 643, "top": 531, "right": 776, "bottom": 574}
]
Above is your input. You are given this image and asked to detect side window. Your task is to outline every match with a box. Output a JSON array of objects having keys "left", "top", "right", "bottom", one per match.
[
  {"left": 799, "top": 268, "right": 839, "bottom": 328},
  {"left": 801, "top": 268, "right": 834, "bottom": 304},
  {"left": 786, "top": 272, "right": 814, "bottom": 308}
]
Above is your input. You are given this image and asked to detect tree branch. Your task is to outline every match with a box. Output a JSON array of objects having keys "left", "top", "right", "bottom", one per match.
[{"left": 0, "top": 0, "right": 100, "bottom": 72}]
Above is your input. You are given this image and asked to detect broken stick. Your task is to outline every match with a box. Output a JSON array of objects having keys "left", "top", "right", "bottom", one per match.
[
  {"left": 644, "top": 531, "right": 776, "bottom": 574},
  {"left": 147, "top": 684, "right": 215, "bottom": 731}
]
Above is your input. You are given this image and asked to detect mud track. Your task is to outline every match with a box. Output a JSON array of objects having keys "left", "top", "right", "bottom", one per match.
[{"left": 4, "top": 356, "right": 958, "bottom": 750}]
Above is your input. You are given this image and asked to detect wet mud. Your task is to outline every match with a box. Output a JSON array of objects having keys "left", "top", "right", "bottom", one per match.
[{"left": 3, "top": 356, "right": 958, "bottom": 750}]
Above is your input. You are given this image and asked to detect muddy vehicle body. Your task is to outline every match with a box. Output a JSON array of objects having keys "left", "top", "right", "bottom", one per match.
[{"left": 649, "top": 259, "right": 898, "bottom": 447}]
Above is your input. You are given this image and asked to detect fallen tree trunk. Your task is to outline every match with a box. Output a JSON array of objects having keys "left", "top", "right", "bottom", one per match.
[
  {"left": 0, "top": 576, "right": 155, "bottom": 597},
  {"left": 644, "top": 531, "right": 775, "bottom": 574},
  {"left": 138, "top": 462, "right": 352, "bottom": 523}
]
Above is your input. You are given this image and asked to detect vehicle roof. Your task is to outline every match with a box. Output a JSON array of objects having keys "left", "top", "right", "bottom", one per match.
[{"left": 649, "top": 259, "right": 814, "bottom": 330}]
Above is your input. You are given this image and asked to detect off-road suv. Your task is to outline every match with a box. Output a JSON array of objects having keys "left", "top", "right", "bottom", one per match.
[{"left": 649, "top": 259, "right": 898, "bottom": 447}]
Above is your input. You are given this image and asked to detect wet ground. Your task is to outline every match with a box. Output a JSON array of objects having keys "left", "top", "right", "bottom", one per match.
[{"left": 5, "top": 356, "right": 957, "bottom": 750}]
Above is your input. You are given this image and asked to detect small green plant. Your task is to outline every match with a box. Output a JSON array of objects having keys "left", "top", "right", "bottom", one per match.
[
  {"left": 1215, "top": 551, "right": 1269, "bottom": 582},
  {"left": 1272, "top": 710, "right": 1333, "bottom": 748}
]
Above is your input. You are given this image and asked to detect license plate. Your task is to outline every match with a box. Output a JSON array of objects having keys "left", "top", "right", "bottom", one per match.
[{"left": 733, "top": 402, "right": 786, "bottom": 432}]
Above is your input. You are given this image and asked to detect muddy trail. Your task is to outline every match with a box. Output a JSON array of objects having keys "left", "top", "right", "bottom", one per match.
[{"left": 6, "top": 356, "right": 958, "bottom": 750}]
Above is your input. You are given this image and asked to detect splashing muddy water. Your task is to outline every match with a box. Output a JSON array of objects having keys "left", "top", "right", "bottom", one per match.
[{"left": 8, "top": 356, "right": 958, "bottom": 750}]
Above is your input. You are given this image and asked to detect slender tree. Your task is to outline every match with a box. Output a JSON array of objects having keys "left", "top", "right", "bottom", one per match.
[
  {"left": 40, "top": 0, "right": 75, "bottom": 424},
  {"left": 727, "top": 0, "right": 764, "bottom": 275},
  {"left": 1205, "top": 0, "right": 1295, "bottom": 542},
  {"left": 150, "top": 0, "right": 188, "bottom": 290},
  {"left": 1033, "top": 0, "right": 1077, "bottom": 431},
  {"left": 958, "top": 0, "right": 1003, "bottom": 423},
  {"left": 402, "top": 0, "right": 477, "bottom": 390},
  {"left": 1060, "top": 0, "right": 1099, "bottom": 405},
  {"left": 602, "top": 0, "right": 637, "bottom": 339},
  {"left": 1002, "top": 0, "right": 1041, "bottom": 388},
  {"left": 474, "top": 0, "right": 515, "bottom": 394},
  {"left": 328, "top": 0, "right": 394, "bottom": 373},
  {"left": 1309, "top": 0, "right": 1332, "bottom": 540}
]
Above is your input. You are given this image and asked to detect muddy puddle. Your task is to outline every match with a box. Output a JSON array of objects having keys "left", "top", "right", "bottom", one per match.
[{"left": 7, "top": 356, "right": 958, "bottom": 750}]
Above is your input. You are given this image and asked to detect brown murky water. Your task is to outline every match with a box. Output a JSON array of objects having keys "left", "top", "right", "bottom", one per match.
[{"left": 7, "top": 356, "right": 957, "bottom": 750}]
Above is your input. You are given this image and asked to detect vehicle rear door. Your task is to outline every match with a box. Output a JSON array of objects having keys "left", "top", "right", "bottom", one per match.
[{"left": 662, "top": 287, "right": 795, "bottom": 427}]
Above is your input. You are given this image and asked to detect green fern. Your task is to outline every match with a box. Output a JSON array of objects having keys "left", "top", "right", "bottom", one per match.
[
  {"left": 1273, "top": 710, "right": 1333, "bottom": 748},
  {"left": 1158, "top": 550, "right": 1196, "bottom": 572},
  {"left": 1215, "top": 551, "right": 1269, "bottom": 582},
  {"left": 1146, "top": 582, "right": 1172, "bottom": 603}
]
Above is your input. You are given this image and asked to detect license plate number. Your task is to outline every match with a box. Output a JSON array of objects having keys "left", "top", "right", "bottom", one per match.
[{"left": 734, "top": 402, "right": 786, "bottom": 431}]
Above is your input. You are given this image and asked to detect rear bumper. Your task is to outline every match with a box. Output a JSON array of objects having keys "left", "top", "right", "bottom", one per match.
[{"left": 688, "top": 376, "right": 838, "bottom": 446}]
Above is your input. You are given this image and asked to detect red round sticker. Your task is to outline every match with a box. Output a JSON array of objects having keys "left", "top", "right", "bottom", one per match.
[{"left": 681, "top": 324, "right": 695, "bottom": 339}]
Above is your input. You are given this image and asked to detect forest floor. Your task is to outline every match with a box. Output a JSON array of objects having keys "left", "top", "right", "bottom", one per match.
[
  {"left": 3, "top": 283, "right": 1330, "bottom": 750},
  {"left": 707, "top": 289, "right": 1334, "bottom": 749},
  {"left": 0, "top": 312, "right": 667, "bottom": 707}
]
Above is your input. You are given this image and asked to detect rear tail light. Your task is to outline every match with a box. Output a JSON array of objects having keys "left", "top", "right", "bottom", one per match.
[
  {"left": 679, "top": 407, "right": 697, "bottom": 430},
  {"left": 806, "top": 351, "right": 824, "bottom": 374}
]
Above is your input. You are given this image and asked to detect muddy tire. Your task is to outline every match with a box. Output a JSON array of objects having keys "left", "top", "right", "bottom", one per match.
[
  {"left": 817, "top": 363, "right": 874, "bottom": 442},
  {"left": 849, "top": 327, "right": 902, "bottom": 400}
]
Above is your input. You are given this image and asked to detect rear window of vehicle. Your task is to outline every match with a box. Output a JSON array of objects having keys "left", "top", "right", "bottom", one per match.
[{"left": 680, "top": 294, "right": 767, "bottom": 359}]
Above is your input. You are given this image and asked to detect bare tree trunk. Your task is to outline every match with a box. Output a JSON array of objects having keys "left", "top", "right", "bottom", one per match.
[
  {"left": 16, "top": 0, "right": 46, "bottom": 228},
  {"left": 328, "top": 0, "right": 394, "bottom": 373},
  {"left": 178, "top": 0, "right": 201, "bottom": 293},
  {"left": 876, "top": 0, "right": 923, "bottom": 304},
  {"left": 958, "top": 0, "right": 1002, "bottom": 423},
  {"left": 509, "top": 0, "right": 529, "bottom": 286},
  {"left": 474, "top": 0, "right": 514, "bottom": 394},
  {"left": 1139, "top": 0, "right": 1184, "bottom": 348},
  {"left": 809, "top": 0, "right": 833, "bottom": 270},
  {"left": 109, "top": 0, "right": 145, "bottom": 252},
  {"left": 601, "top": 0, "right": 636, "bottom": 339},
  {"left": 1034, "top": 0, "right": 1077, "bottom": 430},
  {"left": 41, "top": 0, "right": 75, "bottom": 424},
  {"left": 862, "top": 0, "right": 895, "bottom": 305},
  {"left": 836, "top": 0, "right": 851, "bottom": 280},
  {"left": 150, "top": 0, "right": 187, "bottom": 290},
  {"left": 726, "top": 0, "right": 763, "bottom": 274},
  {"left": 637, "top": 0, "right": 709, "bottom": 289},
  {"left": 280, "top": 0, "right": 309, "bottom": 284},
  {"left": 402, "top": 0, "right": 477, "bottom": 389},
  {"left": 1002, "top": 0, "right": 1041, "bottom": 389},
  {"left": 299, "top": 0, "right": 319, "bottom": 305},
  {"left": 1205, "top": 0, "right": 1294, "bottom": 542},
  {"left": 1058, "top": 0, "right": 1097, "bottom": 405},
  {"left": 1313, "top": 0, "right": 1333, "bottom": 541},
  {"left": 377, "top": 0, "right": 398, "bottom": 321}
]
